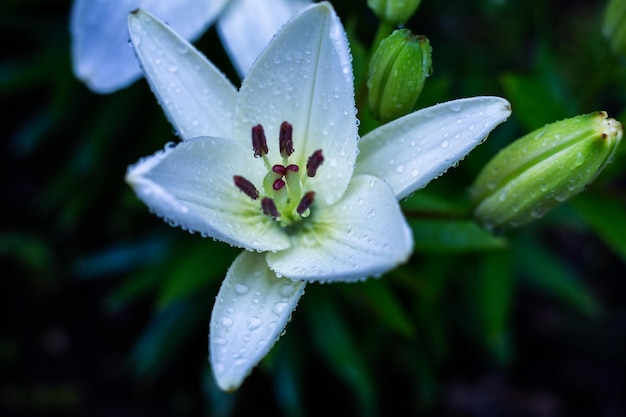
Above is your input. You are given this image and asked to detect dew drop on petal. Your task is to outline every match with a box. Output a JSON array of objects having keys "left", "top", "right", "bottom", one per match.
[
  {"left": 247, "top": 316, "right": 263, "bottom": 330},
  {"left": 234, "top": 283, "right": 249, "bottom": 295},
  {"left": 273, "top": 302, "right": 289, "bottom": 315},
  {"left": 220, "top": 317, "right": 233, "bottom": 328}
]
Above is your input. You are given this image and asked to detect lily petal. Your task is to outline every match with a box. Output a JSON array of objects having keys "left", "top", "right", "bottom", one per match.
[
  {"left": 210, "top": 251, "right": 306, "bottom": 392},
  {"left": 128, "top": 8, "right": 237, "bottom": 139},
  {"left": 267, "top": 175, "right": 413, "bottom": 282},
  {"left": 234, "top": 2, "right": 358, "bottom": 206},
  {"left": 217, "top": 0, "right": 311, "bottom": 77},
  {"left": 355, "top": 96, "right": 512, "bottom": 200},
  {"left": 71, "top": 0, "right": 229, "bottom": 94},
  {"left": 126, "top": 137, "right": 290, "bottom": 252}
]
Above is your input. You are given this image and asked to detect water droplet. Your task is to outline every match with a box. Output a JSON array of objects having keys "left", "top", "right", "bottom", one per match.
[
  {"left": 441, "top": 140, "right": 449, "bottom": 148},
  {"left": 247, "top": 316, "right": 262, "bottom": 330},
  {"left": 167, "top": 64, "right": 177, "bottom": 72},
  {"left": 449, "top": 101, "right": 463, "bottom": 112},
  {"left": 214, "top": 337, "right": 226, "bottom": 346},
  {"left": 396, "top": 165, "right": 405, "bottom": 173},
  {"left": 234, "top": 283, "right": 249, "bottom": 295},
  {"left": 367, "top": 209, "right": 376, "bottom": 219},
  {"left": 220, "top": 317, "right": 233, "bottom": 328},
  {"left": 411, "top": 169, "right": 420, "bottom": 177},
  {"left": 279, "top": 284, "right": 294, "bottom": 297},
  {"left": 273, "top": 302, "right": 289, "bottom": 315}
]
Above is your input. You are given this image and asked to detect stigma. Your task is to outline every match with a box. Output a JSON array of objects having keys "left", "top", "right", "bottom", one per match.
[{"left": 233, "top": 122, "right": 323, "bottom": 226}]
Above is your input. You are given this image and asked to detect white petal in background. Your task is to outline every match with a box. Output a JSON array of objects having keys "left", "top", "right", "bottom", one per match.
[
  {"left": 355, "top": 96, "right": 512, "bottom": 200},
  {"left": 217, "top": 0, "right": 311, "bottom": 77},
  {"left": 267, "top": 175, "right": 413, "bottom": 282},
  {"left": 126, "top": 137, "right": 290, "bottom": 252},
  {"left": 234, "top": 2, "right": 358, "bottom": 206},
  {"left": 210, "top": 251, "right": 306, "bottom": 392},
  {"left": 71, "top": 0, "right": 229, "bottom": 94},
  {"left": 128, "top": 9, "right": 238, "bottom": 140}
]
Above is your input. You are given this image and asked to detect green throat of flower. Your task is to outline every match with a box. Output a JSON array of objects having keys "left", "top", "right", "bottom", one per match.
[{"left": 234, "top": 121, "right": 323, "bottom": 228}]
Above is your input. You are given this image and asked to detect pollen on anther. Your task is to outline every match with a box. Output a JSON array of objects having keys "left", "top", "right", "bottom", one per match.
[
  {"left": 286, "top": 164, "right": 299, "bottom": 173},
  {"left": 262, "top": 197, "right": 280, "bottom": 219},
  {"left": 252, "top": 124, "right": 269, "bottom": 157},
  {"left": 296, "top": 191, "right": 315, "bottom": 215},
  {"left": 279, "top": 121, "right": 294, "bottom": 158},
  {"left": 307, "top": 149, "right": 324, "bottom": 177},
  {"left": 234, "top": 175, "right": 259, "bottom": 200}
]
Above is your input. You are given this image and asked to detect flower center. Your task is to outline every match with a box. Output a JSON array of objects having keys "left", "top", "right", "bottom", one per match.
[{"left": 233, "top": 121, "right": 323, "bottom": 227}]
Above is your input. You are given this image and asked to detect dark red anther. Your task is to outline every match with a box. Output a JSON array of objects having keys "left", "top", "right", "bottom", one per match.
[
  {"left": 296, "top": 191, "right": 315, "bottom": 215},
  {"left": 286, "top": 164, "right": 299, "bottom": 173},
  {"left": 273, "top": 178, "right": 286, "bottom": 191},
  {"left": 234, "top": 175, "right": 259, "bottom": 200},
  {"left": 279, "top": 121, "right": 294, "bottom": 158},
  {"left": 306, "top": 149, "right": 324, "bottom": 177},
  {"left": 252, "top": 124, "right": 269, "bottom": 157},
  {"left": 261, "top": 197, "right": 280, "bottom": 219}
]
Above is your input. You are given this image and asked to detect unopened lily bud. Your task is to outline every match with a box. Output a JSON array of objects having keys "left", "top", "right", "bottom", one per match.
[
  {"left": 470, "top": 111, "right": 622, "bottom": 231},
  {"left": 603, "top": 0, "right": 626, "bottom": 55},
  {"left": 368, "top": 29, "right": 432, "bottom": 122},
  {"left": 367, "top": 0, "right": 422, "bottom": 24}
]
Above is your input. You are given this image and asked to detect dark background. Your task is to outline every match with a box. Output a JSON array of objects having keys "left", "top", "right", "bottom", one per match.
[{"left": 2, "top": 0, "right": 626, "bottom": 416}]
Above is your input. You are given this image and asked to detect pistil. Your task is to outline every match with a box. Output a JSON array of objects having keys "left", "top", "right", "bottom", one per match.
[{"left": 233, "top": 121, "right": 324, "bottom": 226}]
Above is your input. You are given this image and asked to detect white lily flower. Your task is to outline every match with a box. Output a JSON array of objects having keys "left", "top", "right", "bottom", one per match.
[
  {"left": 70, "top": 0, "right": 310, "bottom": 93},
  {"left": 125, "top": 2, "right": 511, "bottom": 391}
]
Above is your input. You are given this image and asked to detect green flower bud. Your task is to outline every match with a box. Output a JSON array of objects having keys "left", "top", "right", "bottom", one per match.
[
  {"left": 367, "top": 0, "right": 422, "bottom": 24},
  {"left": 603, "top": 0, "right": 626, "bottom": 55},
  {"left": 470, "top": 111, "right": 622, "bottom": 231},
  {"left": 367, "top": 29, "right": 432, "bottom": 122}
]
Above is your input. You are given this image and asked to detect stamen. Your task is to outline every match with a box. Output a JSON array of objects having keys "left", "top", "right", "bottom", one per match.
[
  {"left": 273, "top": 178, "right": 286, "bottom": 191},
  {"left": 286, "top": 164, "right": 299, "bottom": 173},
  {"left": 306, "top": 149, "right": 324, "bottom": 177},
  {"left": 234, "top": 175, "right": 259, "bottom": 200},
  {"left": 279, "top": 121, "right": 294, "bottom": 158},
  {"left": 296, "top": 191, "right": 315, "bottom": 215},
  {"left": 272, "top": 164, "right": 287, "bottom": 176},
  {"left": 252, "top": 124, "right": 269, "bottom": 157},
  {"left": 262, "top": 197, "right": 280, "bottom": 219}
]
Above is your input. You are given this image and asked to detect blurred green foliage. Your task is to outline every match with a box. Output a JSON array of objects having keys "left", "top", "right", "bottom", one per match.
[{"left": 2, "top": 0, "right": 626, "bottom": 416}]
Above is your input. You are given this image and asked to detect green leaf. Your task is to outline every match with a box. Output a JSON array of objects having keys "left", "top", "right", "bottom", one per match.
[
  {"left": 409, "top": 219, "right": 508, "bottom": 252},
  {"left": 305, "top": 290, "right": 377, "bottom": 416},
  {"left": 351, "top": 278, "right": 415, "bottom": 337},
  {"left": 157, "top": 240, "right": 236, "bottom": 308},
  {"left": 473, "top": 252, "right": 514, "bottom": 364},
  {"left": 516, "top": 236, "right": 603, "bottom": 317},
  {"left": 131, "top": 294, "right": 208, "bottom": 379},
  {"left": 571, "top": 193, "right": 626, "bottom": 263}
]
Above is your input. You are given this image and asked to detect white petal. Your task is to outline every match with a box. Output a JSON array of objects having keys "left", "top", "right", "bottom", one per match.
[
  {"left": 126, "top": 137, "right": 290, "bottom": 252},
  {"left": 234, "top": 2, "right": 358, "bottom": 206},
  {"left": 128, "top": 8, "right": 237, "bottom": 139},
  {"left": 210, "top": 251, "right": 306, "bottom": 392},
  {"left": 267, "top": 175, "right": 413, "bottom": 282},
  {"left": 355, "top": 96, "right": 512, "bottom": 200},
  {"left": 71, "top": 0, "right": 228, "bottom": 94},
  {"left": 217, "top": 0, "right": 311, "bottom": 77}
]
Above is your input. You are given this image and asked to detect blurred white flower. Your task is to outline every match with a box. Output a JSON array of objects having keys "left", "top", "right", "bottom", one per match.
[{"left": 70, "top": 0, "right": 310, "bottom": 93}]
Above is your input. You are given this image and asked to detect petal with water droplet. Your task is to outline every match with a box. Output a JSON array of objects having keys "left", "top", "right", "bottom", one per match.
[
  {"left": 128, "top": 8, "right": 237, "bottom": 139},
  {"left": 234, "top": 2, "right": 357, "bottom": 206},
  {"left": 355, "top": 96, "right": 512, "bottom": 200},
  {"left": 126, "top": 136, "right": 289, "bottom": 251},
  {"left": 267, "top": 175, "right": 413, "bottom": 282},
  {"left": 210, "top": 251, "right": 305, "bottom": 392}
]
